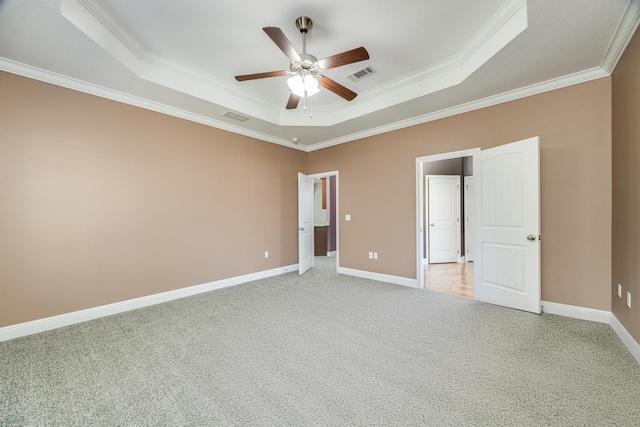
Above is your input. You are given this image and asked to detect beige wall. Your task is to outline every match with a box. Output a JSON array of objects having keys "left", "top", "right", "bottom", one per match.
[
  {"left": 0, "top": 71, "right": 616, "bottom": 328},
  {"left": 612, "top": 27, "right": 640, "bottom": 343},
  {"left": 0, "top": 72, "right": 306, "bottom": 327},
  {"left": 309, "top": 78, "right": 612, "bottom": 311}
]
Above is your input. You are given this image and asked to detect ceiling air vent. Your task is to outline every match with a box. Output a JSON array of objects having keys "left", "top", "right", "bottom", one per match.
[
  {"left": 347, "top": 66, "right": 377, "bottom": 82},
  {"left": 223, "top": 111, "right": 250, "bottom": 122}
]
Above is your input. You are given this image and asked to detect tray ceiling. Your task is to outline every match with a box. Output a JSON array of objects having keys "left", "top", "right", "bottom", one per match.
[{"left": 1, "top": 0, "right": 638, "bottom": 150}]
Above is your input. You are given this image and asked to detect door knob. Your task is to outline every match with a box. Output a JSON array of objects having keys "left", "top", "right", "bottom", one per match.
[
  {"left": 526, "top": 234, "right": 536, "bottom": 241},
  {"left": 430, "top": 223, "right": 435, "bottom": 227}
]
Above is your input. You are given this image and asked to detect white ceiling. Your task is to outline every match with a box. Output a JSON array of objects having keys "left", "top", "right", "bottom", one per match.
[{"left": 1, "top": 0, "right": 638, "bottom": 151}]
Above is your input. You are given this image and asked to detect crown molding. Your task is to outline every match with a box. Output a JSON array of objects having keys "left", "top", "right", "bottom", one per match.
[
  {"left": 601, "top": 0, "right": 640, "bottom": 73},
  {"left": 0, "top": 58, "right": 305, "bottom": 152},
  {"left": 306, "top": 67, "right": 609, "bottom": 151},
  {"left": 1, "top": 57, "right": 611, "bottom": 153}
]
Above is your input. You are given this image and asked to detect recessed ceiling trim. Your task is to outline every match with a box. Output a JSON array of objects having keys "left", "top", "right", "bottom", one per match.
[
  {"left": 60, "top": 0, "right": 283, "bottom": 124},
  {"left": 61, "top": 0, "right": 528, "bottom": 128},
  {"left": 278, "top": 0, "right": 528, "bottom": 127}
]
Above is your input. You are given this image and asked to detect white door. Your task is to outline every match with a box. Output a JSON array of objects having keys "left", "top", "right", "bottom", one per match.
[
  {"left": 473, "top": 137, "right": 540, "bottom": 313},
  {"left": 298, "top": 172, "right": 314, "bottom": 275},
  {"left": 464, "top": 177, "right": 474, "bottom": 262},
  {"left": 428, "top": 176, "right": 460, "bottom": 264}
]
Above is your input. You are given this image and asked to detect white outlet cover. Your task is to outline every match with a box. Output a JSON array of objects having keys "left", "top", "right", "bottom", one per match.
[
  {"left": 368, "top": 252, "right": 373, "bottom": 259},
  {"left": 618, "top": 284, "right": 622, "bottom": 298},
  {"left": 374, "top": 252, "right": 378, "bottom": 259},
  {"left": 264, "top": 251, "right": 269, "bottom": 258},
  {"left": 346, "top": 214, "right": 351, "bottom": 221},
  {"left": 627, "top": 292, "right": 632, "bottom": 308}
]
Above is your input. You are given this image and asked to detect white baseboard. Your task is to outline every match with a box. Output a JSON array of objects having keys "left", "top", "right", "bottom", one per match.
[
  {"left": 541, "top": 301, "right": 612, "bottom": 323},
  {"left": 327, "top": 251, "right": 337, "bottom": 257},
  {"left": 542, "top": 300, "right": 640, "bottom": 365},
  {"left": 610, "top": 314, "right": 640, "bottom": 364},
  {"left": 3, "top": 272, "right": 638, "bottom": 365},
  {"left": 0, "top": 264, "right": 298, "bottom": 343},
  {"left": 337, "top": 267, "right": 418, "bottom": 288}
]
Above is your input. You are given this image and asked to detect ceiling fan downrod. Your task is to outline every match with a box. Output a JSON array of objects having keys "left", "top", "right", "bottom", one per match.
[{"left": 295, "top": 16, "right": 312, "bottom": 55}]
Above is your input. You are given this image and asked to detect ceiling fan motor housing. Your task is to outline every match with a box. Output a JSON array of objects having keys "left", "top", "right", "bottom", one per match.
[{"left": 290, "top": 53, "right": 321, "bottom": 76}]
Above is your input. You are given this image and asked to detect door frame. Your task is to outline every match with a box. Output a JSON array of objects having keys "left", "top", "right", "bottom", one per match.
[
  {"left": 301, "top": 171, "right": 340, "bottom": 272},
  {"left": 416, "top": 149, "right": 480, "bottom": 289},
  {"left": 464, "top": 176, "right": 475, "bottom": 262}
]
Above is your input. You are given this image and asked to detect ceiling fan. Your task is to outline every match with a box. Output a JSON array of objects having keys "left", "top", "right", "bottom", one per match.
[{"left": 235, "top": 16, "right": 369, "bottom": 110}]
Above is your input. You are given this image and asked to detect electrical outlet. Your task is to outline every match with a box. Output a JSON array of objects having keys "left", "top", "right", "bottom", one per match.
[
  {"left": 618, "top": 284, "right": 622, "bottom": 298},
  {"left": 627, "top": 292, "right": 632, "bottom": 308},
  {"left": 368, "top": 252, "right": 373, "bottom": 259},
  {"left": 345, "top": 214, "right": 351, "bottom": 221},
  {"left": 373, "top": 252, "right": 378, "bottom": 260},
  {"left": 264, "top": 251, "right": 269, "bottom": 258}
]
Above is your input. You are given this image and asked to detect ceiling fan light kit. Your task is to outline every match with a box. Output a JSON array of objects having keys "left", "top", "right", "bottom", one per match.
[
  {"left": 287, "top": 73, "right": 319, "bottom": 97},
  {"left": 235, "top": 16, "right": 369, "bottom": 110}
]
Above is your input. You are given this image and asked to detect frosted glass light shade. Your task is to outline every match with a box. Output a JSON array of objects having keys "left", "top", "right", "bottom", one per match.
[{"left": 287, "top": 74, "right": 319, "bottom": 97}]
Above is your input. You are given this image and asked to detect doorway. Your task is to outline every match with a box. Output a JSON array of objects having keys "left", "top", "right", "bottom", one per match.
[
  {"left": 298, "top": 171, "right": 339, "bottom": 275},
  {"left": 313, "top": 176, "right": 337, "bottom": 258},
  {"left": 419, "top": 153, "right": 476, "bottom": 297},
  {"left": 416, "top": 148, "right": 480, "bottom": 290},
  {"left": 415, "top": 138, "right": 541, "bottom": 314}
]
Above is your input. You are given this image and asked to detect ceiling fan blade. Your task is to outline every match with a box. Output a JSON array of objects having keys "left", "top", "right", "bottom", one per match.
[
  {"left": 235, "top": 70, "right": 288, "bottom": 81},
  {"left": 318, "top": 47, "right": 369, "bottom": 70},
  {"left": 286, "top": 93, "right": 301, "bottom": 109},
  {"left": 263, "top": 27, "right": 302, "bottom": 63},
  {"left": 318, "top": 76, "right": 357, "bottom": 101}
]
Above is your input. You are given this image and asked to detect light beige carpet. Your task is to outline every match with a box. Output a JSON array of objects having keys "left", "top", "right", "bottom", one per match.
[{"left": 1, "top": 256, "right": 639, "bottom": 426}]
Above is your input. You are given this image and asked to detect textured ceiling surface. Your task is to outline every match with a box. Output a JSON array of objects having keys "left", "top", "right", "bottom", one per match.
[{"left": 0, "top": 0, "right": 638, "bottom": 150}]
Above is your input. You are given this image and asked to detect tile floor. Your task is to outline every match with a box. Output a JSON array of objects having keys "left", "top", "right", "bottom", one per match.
[{"left": 424, "top": 262, "right": 473, "bottom": 298}]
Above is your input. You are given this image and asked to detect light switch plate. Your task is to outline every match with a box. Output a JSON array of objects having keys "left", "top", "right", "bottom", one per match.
[{"left": 345, "top": 214, "right": 351, "bottom": 221}]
